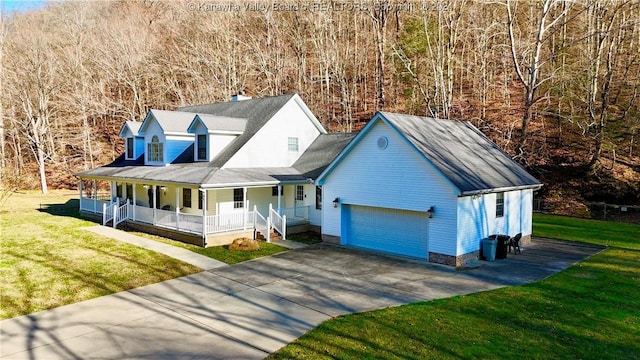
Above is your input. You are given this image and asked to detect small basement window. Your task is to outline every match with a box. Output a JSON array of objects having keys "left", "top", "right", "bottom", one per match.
[{"left": 496, "top": 192, "right": 504, "bottom": 218}]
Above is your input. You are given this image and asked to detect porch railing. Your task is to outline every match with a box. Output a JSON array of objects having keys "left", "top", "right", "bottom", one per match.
[
  {"left": 279, "top": 205, "right": 309, "bottom": 222},
  {"left": 270, "top": 204, "right": 286, "bottom": 240},
  {"left": 254, "top": 205, "right": 270, "bottom": 242},
  {"left": 206, "top": 211, "right": 255, "bottom": 234},
  {"left": 114, "top": 201, "right": 130, "bottom": 227},
  {"left": 81, "top": 196, "right": 111, "bottom": 213},
  {"left": 102, "top": 203, "right": 116, "bottom": 226}
]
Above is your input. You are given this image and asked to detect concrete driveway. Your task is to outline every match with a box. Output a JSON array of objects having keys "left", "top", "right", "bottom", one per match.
[{"left": 0, "top": 239, "right": 603, "bottom": 359}]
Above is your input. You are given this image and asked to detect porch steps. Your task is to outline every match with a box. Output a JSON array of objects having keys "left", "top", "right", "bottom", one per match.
[{"left": 255, "top": 230, "right": 282, "bottom": 242}]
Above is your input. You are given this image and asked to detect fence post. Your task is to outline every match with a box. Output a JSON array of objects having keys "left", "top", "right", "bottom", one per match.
[
  {"left": 282, "top": 215, "right": 286, "bottom": 240},
  {"left": 267, "top": 216, "right": 271, "bottom": 243},
  {"left": 102, "top": 203, "right": 107, "bottom": 225},
  {"left": 113, "top": 203, "right": 117, "bottom": 228}
]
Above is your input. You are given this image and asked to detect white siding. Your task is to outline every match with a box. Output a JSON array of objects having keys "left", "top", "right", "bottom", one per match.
[
  {"left": 223, "top": 98, "right": 322, "bottom": 168},
  {"left": 321, "top": 120, "right": 459, "bottom": 256},
  {"left": 456, "top": 189, "right": 534, "bottom": 255},
  {"left": 209, "top": 134, "right": 236, "bottom": 161}
]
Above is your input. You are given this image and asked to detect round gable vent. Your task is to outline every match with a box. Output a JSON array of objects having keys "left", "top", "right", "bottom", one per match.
[{"left": 377, "top": 136, "right": 388, "bottom": 150}]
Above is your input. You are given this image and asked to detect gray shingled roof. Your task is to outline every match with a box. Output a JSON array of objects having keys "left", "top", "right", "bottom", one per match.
[
  {"left": 178, "top": 94, "right": 296, "bottom": 167},
  {"left": 78, "top": 94, "right": 353, "bottom": 188},
  {"left": 294, "top": 133, "right": 356, "bottom": 179},
  {"left": 379, "top": 112, "right": 541, "bottom": 194},
  {"left": 194, "top": 114, "right": 247, "bottom": 133},
  {"left": 142, "top": 110, "right": 198, "bottom": 134},
  {"left": 120, "top": 121, "right": 142, "bottom": 137}
]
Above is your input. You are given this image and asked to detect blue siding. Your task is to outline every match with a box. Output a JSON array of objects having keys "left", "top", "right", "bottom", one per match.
[
  {"left": 165, "top": 139, "right": 193, "bottom": 163},
  {"left": 134, "top": 137, "right": 144, "bottom": 159}
]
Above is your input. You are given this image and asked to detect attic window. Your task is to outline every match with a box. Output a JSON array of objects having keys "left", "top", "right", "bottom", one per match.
[
  {"left": 288, "top": 137, "right": 299, "bottom": 152},
  {"left": 126, "top": 138, "right": 134, "bottom": 159},
  {"left": 148, "top": 135, "right": 164, "bottom": 162}
]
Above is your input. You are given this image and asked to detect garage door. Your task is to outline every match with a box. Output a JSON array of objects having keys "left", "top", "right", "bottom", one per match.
[{"left": 344, "top": 205, "right": 428, "bottom": 259}]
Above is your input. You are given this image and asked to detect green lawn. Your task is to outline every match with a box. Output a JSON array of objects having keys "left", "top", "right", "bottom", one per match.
[
  {"left": 269, "top": 215, "right": 640, "bottom": 359},
  {"left": 0, "top": 191, "right": 201, "bottom": 320},
  {"left": 129, "top": 231, "right": 288, "bottom": 264}
]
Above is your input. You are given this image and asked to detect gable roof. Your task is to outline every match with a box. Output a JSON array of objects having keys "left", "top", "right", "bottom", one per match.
[
  {"left": 187, "top": 114, "right": 247, "bottom": 134},
  {"left": 318, "top": 112, "right": 541, "bottom": 195},
  {"left": 139, "top": 110, "right": 198, "bottom": 135},
  {"left": 178, "top": 94, "right": 324, "bottom": 167},
  {"left": 119, "top": 121, "right": 142, "bottom": 137}
]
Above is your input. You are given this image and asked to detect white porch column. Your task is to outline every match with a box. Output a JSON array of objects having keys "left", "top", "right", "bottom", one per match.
[
  {"left": 110, "top": 181, "right": 116, "bottom": 203},
  {"left": 201, "top": 189, "right": 207, "bottom": 246},
  {"left": 152, "top": 185, "right": 157, "bottom": 225},
  {"left": 78, "top": 180, "right": 83, "bottom": 212},
  {"left": 93, "top": 180, "right": 97, "bottom": 213},
  {"left": 277, "top": 185, "right": 282, "bottom": 213},
  {"left": 132, "top": 185, "right": 137, "bottom": 221},
  {"left": 243, "top": 187, "right": 248, "bottom": 230},
  {"left": 175, "top": 188, "right": 180, "bottom": 231}
]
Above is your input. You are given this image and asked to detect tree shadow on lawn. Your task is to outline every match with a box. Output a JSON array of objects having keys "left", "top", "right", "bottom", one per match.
[{"left": 36, "top": 199, "right": 100, "bottom": 224}]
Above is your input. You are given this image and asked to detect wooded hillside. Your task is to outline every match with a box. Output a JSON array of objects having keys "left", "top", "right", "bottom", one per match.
[{"left": 1, "top": 0, "right": 639, "bottom": 215}]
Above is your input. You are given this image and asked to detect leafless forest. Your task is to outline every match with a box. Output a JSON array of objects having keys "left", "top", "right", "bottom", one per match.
[{"left": 1, "top": 0, "right": 639, "bottom": 212}]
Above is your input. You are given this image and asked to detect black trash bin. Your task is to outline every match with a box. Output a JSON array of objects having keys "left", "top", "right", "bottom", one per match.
[{"left": 493, "top": 235, "right": 509, "bottom": 259}]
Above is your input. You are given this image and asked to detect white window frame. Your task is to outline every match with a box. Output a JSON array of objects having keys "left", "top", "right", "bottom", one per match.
[
  {"left": 496, "top": 192, "right": 505, "bottom": 218},
  {"left": 288, "top": 137, "right": 299, "bottom": 152},
  {"left": 126, "top": 137, "right": 134, "bottom": 159},
  {"left": 147, "top": 135, "right": 164, "bottom": 162},
  {"left": 196, "top": 134, "right": 207, "bottom": 161}
]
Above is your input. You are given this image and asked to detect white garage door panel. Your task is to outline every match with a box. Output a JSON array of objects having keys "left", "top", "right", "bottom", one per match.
[{"left": 345, "top": 205, "right": 428, "bottom": 259}]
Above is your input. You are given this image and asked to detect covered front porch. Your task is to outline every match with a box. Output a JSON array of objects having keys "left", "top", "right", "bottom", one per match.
[{"left": 78, "top": 179, "right": 319, "bottom": 246}]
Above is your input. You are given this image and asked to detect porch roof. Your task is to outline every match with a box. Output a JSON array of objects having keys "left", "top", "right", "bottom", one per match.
[{"left": 76, "top": 157, "right": 311, "bottom": 188}]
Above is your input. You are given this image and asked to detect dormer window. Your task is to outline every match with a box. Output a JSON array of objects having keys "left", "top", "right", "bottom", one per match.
[
  {"left": 126, "top": 138, "right": 134, "bottom": 159},
  {"left": 197, "top": 134, "right": 207, "bottom": 161},
  {"left": 148, "top": 135, "right": 164, "bottom": 162}
]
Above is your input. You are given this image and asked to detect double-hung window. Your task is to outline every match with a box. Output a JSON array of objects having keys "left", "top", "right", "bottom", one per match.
[
  {"left": 126, "top": 138, "right": 134, "bottom": 159},
  {"left": 288, "top": 137, "right": 299, "bottom": 152},
  {"left": 183, "top": 188, "right": 192, "bottom": 208},
  {"left": 234, "top": 188, "right": 244, "bottom": 208},
  {"left": 148, "top": 135, "right": 163, "bottom": 162},
  {"left": 197, "top": 134, "right": 207, "bottom": 161},
  {"left": 496, "top": 192, "right": 505, "bottom": 218},
  {"left": 315, "top": 186, "right": 322, "bottom": 210}
]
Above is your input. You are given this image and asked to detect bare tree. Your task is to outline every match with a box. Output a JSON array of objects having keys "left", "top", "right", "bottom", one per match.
[{"left": 505, "top": 0, "right": 575, "bottom": 156}]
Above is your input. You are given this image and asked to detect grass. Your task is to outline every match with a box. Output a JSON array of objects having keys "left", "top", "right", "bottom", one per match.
[
  {"left": 269, "top": 215, "right": 640, "bottom": 359},
  {"left": 533, "top": 213, "right": 640, "bottom": 249},
  {"left": 128, "top": 231, "right": 288, "bottom": 265},
  {"left": 0, "top": 190, "right": 201, "bottom": 320},
  {"left": 286, "top": 232, "right": 323, "bottom": 245}
]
